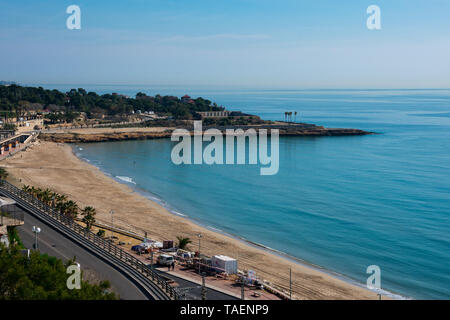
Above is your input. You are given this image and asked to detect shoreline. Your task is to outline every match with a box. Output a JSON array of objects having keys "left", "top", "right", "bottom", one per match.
[
  {"left": 3, "top": 140, "right": 391, "bottom": 300},
  {"left": 38, "top": 124, "right": 374, "bottom": 144},
  {"left": 96, "top": 153, "right": 406, "bottom": 300}
]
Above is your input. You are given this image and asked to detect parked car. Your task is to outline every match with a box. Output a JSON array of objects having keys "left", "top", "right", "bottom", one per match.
[
  {"left": 157, "top": 254, "right": 174, "bottom": 266},
  {"left": 131, "top": 244, "right": 143, "bottom": 252}
]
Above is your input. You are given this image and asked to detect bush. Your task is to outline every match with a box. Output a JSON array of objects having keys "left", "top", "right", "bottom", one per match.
[
  {"left": 0, "top": 167, "right": 8, "bottom": 180},
  {"left": 0, "top": 245, "right": 117, "bottom": 300},
  {"left": 7, "top": 226, "right": 24, "bottom": 249},
  {"left": 2, "top": 123, "right": 17, "bottom": 131}
]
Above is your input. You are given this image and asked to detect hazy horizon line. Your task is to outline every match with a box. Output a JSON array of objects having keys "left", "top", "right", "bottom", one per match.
[{"left": 11, "top": 82, "right": 450, "bottom": 92}]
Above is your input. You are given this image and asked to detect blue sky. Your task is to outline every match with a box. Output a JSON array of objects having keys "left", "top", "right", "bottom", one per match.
[{"left": 1, "top": 0, "right": 449, "bottom": 88}]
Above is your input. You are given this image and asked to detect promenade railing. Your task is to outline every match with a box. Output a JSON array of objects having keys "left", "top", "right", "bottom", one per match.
[{"left": 0, "top": 180, "right": 179, "bottom": 300}]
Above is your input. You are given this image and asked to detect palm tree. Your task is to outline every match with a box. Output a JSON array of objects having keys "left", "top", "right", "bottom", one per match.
[
  {"left": 97, "top": 229, "right": 106, "bottom": 238},
  {"left": 30, "top": 186, "right": 38, "bottom": 197},
  {"left": 81, "top": 206, "right": 96, "bottom": 230},
  {"left": 33, "top": 187, "right": 43, "bottom": 200},
  {"left": 62, "top": 200, "right": 79, "bottom": 219},
  {"left": 56, "top": 194, "right": 68, "bottom": 204},
  {"left": 0, "top": 167, "right": 8, "bottom": 180},
  {"left": 176, "top": 236, "right": 192, "bottom": 250},
  {"left": 294, "top": 111, "right": 297, "bottom": 123},
  {"left": 22, "top": 185, "right": 31, "bottom": 193},
  {"left": 40, "top": 189, "right": 52, "bottom": 205},
  {"left": 55, "top": 194, "right": 68, "bottom": 210},
  {"left": 53, "top": 194, "right": 67, "bottom": 209},
  {"left": 48, "top": 191, "right": 58, "bottom": 207}
]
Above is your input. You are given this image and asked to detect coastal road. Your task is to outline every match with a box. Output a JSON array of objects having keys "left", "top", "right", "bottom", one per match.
[
  {"left": 7, "top": 204, "right": 236, "bottom": 300},
  {"left": 10, "top": 204, "right": 148, "bottom": 300}
]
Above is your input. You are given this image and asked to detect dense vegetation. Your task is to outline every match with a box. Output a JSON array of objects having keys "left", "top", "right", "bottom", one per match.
[
  {"left": 0, "top": 167, "right": 8, "bottom": 180},
  {"left": 0, "top": 239, "right": 116, "bottom": 300},
  {"left": 0, "top": 183, "right": 114, "bottom": 300},
  {"left": 21, "top": 185, "right": 96, "bottom": 229},
  {"left": 0, "top": 84, "right": 224, "bottom": 120},
  {"left": 176, "top": 236, "right": 192, "bottom": 250}
]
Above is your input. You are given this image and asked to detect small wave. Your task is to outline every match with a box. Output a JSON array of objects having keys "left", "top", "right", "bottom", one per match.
[
  {"left": 207, "top": 226, "right": 223, "bottom": 233},
  {"left": 172, "top": 211, "right": 187, "bottom": 217},
  {"left": 115, "top": 176, "right": 136, "bottom": 184},
  {"left": 367, "top": 286, "right": 410, "bottom": 300},
  {"left": 78, "top": 147, "right": 83, "bottom": 151}
]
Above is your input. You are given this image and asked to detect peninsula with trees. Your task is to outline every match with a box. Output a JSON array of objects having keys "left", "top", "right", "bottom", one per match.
[{"left": 0, "top": 84, "right": 373, "bottom": 143}]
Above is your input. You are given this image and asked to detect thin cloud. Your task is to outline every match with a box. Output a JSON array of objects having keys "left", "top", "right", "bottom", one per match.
[{"left": 158, "top": 33, "right": 271, "bottom": 43}]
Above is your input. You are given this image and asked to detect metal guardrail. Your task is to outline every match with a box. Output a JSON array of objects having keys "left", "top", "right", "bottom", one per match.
[
  {"left": 73, "top": 217, "right": 147, "bottom": 242},
  {"left": 0, "top": 180, "right": 179, "bottom": 300}
]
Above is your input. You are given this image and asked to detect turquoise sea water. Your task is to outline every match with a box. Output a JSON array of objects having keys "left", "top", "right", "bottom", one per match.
[{"left": 41, "top": 85, "right": 450, "bottom": 299}]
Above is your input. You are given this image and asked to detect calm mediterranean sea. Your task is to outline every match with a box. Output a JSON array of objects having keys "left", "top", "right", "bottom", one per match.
[{"left": 37, "top": 85, "right": 450, "bottom": 299}]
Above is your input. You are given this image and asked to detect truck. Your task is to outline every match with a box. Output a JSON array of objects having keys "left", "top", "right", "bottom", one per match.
[{"left": 211, "top": 255, "right": 238, "bottom": 275}]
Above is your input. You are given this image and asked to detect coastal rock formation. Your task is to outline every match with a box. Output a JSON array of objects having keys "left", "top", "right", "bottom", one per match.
[
  {"left": 278, "top": 128, "right": 373, "bottom": 136},
  {"left": 38, "top": 125, "right": 373, "bottom": 143},
  {"left": 39, "top": 131, "right": 173, "bottom": 143}
]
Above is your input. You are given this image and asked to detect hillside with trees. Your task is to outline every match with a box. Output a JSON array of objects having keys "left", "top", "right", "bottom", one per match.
[
  {"left": 0, "top": 234, "right": 116, "bottom": 300},
  {"left": 0, "top": 85, "right": 224, "bottom": 121}
]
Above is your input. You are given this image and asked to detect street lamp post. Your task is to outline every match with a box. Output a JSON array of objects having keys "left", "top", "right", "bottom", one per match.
[
  {"left": 110, "top": 209, "right": 114, "bottom": 240},
  {"left": 32, "top": 226, "right": 41, "bottom": 249},
  {"left": 201, "top": 273, "right": 207, "bottom": 300},
  {"left": 197, "top": 233, "right": 202, "bottom": 274},
  {"left": 289, "top": 267, "right": 292, "bottom": 300}
]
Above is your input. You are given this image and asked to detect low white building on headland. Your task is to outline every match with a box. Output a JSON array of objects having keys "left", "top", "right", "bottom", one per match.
[{"left": 197, "top": 111, "right": 231, "bottom": 118}]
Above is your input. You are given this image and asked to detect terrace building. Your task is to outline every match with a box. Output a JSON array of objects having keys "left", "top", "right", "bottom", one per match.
[{"left": 197, "top": 111, "right": 231, "bottom": 118}]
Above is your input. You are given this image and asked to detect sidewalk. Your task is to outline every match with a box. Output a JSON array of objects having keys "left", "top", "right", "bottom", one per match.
[{"left": 130, "top": 250, "right": 280, "bottom": 300}]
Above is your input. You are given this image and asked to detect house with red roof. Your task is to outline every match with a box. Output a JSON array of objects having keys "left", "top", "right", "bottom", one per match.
[{"left": 181, "top": 94, "right": 191, "bottom": 103}]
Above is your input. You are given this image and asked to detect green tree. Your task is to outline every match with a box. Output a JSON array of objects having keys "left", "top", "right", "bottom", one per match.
[
  {"left": 2, "top": 123, "right": 17, "bottom": 131},
  {"left": 97, "top": 229, "right": 106, "bottom": 238},
  {"left": 0, "top": 167, "right": 8, "bottom": 180},
  {"left": 0, "top": 245, "right": 116, "bottom": 300},
  {"left": 6, "top": 226, "right": 23, "bottom": 248},
  {"left": 60, "top": 200, "right": 79, "bottom": 219},
  {"left": 0, "top": 84, "right": 226, "bottom": 121},
  {"left": 81, "top": 206, "right": 96, "bottom": 230},
  {"left": 55, "top": 194, "right": 68, "bottom": 207},
  {"left": 176, "top": 236, "right": 192, "bottom": 250}
]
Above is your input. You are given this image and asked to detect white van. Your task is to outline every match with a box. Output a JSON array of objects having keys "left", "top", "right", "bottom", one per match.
[{"left": 158, "top": 254, "right": 174, "bottom": 266}]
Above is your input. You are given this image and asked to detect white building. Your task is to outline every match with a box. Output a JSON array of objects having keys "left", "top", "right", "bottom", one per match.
[{"left": 197, "top": 111, "right": 231, "bottom": 119}]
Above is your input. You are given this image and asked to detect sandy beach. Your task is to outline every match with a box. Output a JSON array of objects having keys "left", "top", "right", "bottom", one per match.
[{"left": 2, "top": 140, "right": 381, "bottom": 300}]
